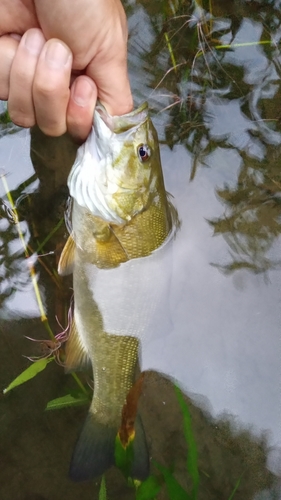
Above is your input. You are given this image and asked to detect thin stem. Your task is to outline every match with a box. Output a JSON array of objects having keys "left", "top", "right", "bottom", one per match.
[
  {"left": 164, "top": 31, "right": 178, "bottom": 71},
  {"left": 36, "top": 217, "right": 64, "bottom": 254},
  {"left": 1, "top": 173, "right": 48, "bottom": 323},
  {"left": 196, "top": 39, "right": 273, "bottom": 59},
  {"left": 71, "top": 372, "right": 89, "bottom": 396}
]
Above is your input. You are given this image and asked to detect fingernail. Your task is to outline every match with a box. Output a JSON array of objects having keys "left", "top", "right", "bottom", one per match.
[
  {"left": 45, "top": 41, "right": 70, "bottom": 69},
  {"left": 24, "top": 30, "right": 44, "bottom": 55},
  {"left": 72, "top": 78, "right": 95, "bottom": 107}
]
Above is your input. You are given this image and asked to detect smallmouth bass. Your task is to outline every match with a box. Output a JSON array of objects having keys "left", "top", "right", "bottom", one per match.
[{"left": 58, "top": 102, "right": 178, "bottom": 481}]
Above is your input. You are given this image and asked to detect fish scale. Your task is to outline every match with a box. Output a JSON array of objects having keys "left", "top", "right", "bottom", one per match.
[{"left": 91, "top": 335, "right": 139, "bottom": 423}]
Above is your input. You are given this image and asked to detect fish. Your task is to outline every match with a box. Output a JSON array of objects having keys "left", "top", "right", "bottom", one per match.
[{"left": 58, "top": 101, "right": 178, "bottom": 481}]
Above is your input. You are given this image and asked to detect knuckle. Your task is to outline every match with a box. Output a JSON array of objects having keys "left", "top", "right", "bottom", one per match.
[
  {"left": 33, "top": 79, "right": 70, "bottom": 109},
  {"left": 8, "top": 110, "right": 35, "bottom": 128},
  {"left": 33, "top": 80, "right": 59, "bottom": 99}
]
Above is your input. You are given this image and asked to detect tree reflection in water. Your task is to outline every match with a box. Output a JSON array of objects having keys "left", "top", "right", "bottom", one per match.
[{"left": 131, "top": 0, "right": 281, "bottom": 273}]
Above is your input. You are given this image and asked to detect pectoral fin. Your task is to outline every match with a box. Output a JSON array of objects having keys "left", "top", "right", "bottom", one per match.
[
  {"left": 58, "top": 235, "right": 76, "bottom": 276},
  {"left": 64, "top": 317, "right": 90, "bottom": 372}
]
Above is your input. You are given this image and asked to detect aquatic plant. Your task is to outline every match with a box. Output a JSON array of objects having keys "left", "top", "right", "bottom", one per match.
[
  {"left": 0, "top": 176, "right": 88, "bottom": 400},
  {"left": 96, "top": 384, "right": 243, "bottom": 500},
  {"left": 4, "top": 349, "right": 247, "bottom": 499}
]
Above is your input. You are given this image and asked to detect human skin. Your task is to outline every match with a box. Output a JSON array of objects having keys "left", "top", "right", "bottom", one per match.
[{"left": 0, "top": 0, "right": 133, "bottom": 140}]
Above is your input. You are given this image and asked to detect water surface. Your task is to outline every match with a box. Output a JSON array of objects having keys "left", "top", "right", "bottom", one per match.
[{"left": 0, "top": 1, "right": 280, "bottom": 499}]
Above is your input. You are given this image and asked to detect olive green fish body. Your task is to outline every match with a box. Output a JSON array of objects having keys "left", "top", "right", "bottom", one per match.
[
  {"left": 71, "top": 243, "right": 139, "bottom": 425},
  {"left": 58, "top": 102, "right": 178, "bottom": 481}
]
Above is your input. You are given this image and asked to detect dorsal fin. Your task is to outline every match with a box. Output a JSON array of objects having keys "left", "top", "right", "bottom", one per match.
[{"left": 58, "top": 235, "right": 76, "bottom": 276}]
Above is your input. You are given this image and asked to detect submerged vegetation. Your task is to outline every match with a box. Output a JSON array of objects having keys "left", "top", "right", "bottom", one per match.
[{"left": 3, "top": 354, "right": 245, "bottom": 500}]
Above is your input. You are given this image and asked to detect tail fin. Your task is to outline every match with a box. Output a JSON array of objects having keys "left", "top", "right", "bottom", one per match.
[
  {"left": 69, "top": 415, "right": 116, "bottom": 481},
  {"left": 69, "top": 414, "right": 149, "bottom": 481}
]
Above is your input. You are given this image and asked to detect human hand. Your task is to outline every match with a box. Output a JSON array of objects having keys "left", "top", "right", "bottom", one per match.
[{"left": 0, "top": 0, "right": 133, "bottom": 140}]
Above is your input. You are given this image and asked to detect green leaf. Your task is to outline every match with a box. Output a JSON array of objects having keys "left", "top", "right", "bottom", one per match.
[
  {"left": 175, "top": 385, "right": 199, "bottom": 499},
  {"left": 135, "top": 475, "right": 161, "bottom": 500},
  {"left": 45, "top": 392, "right": 90, "bottom": 410},
  {"left": 3, "top": 357, "right": 53, "bottom": 394},
  {"left": 228, "top": 472, "right": 245, "bottom": 500},
  {"left": 98, "top": 475, "right": 107, "bottom": 500},
  {"left": 114, "top": 433, "right": 134, "bottom": 479},
  {"left": 155, "top": 462, "right": 191, "bottom": 500}
]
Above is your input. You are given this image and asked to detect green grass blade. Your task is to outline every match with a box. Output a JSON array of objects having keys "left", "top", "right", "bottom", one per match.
[
  {"left": 71, "top": 371, "right": 89, "bottom": 396},
  {"left": 174, "top": 386, "right": 199, "bottom": 500},
  {"left": 228, "top": 472, "right": 244, "bottom": 500},
  {"left": 99, "top": 475, "right": 107, "bottom": 500},
  {"left": 164, "top": 32, "right": 177, "bottom": 71},
  {"left": 135, "top": 475, "right": 161, "bottom": 500},
  {"left": 114, "top": 433, "right": 134, "bottom": 479},
  {"left": 3, "top": 357, "right": 53, "bottom": 394},
  {"left": 45, "top": 392, "right": 90, "bottom": 410},
  {"left": 155, "top": 462, "right": 191, "bottom": 500},
  {"left": 196, "top": 40, "right": 273, "bottom": 60},
  {"left": 35, "top": 217, "right": 64, "bottom": 254}
]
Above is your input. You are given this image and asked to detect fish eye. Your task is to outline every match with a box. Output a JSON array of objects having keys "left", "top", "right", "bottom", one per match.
[{"left": 138, "top": 144, "right": 151, "bottom": 162}]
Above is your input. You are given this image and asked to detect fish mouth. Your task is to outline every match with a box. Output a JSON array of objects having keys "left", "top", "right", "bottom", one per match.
[{"left": 95, "top": 102, "right": 149, "bottom": 134}]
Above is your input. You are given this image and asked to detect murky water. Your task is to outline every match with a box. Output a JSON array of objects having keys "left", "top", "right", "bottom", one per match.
[{"left": 0, "top": 1, "right": 281, "bottom": 499}]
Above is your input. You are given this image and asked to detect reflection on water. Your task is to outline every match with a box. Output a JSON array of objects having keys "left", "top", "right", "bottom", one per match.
[
  {"left": 130, "top": 0, "right": 281, "bottom": 273},
  {"left": 0, "top": 0, "right": 281, "bottom": 498}
]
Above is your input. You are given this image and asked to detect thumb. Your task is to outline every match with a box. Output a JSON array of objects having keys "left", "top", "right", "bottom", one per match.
[{"left": 86, "top": 55, "right": 133, "bottom": 116}]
